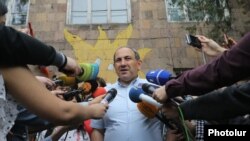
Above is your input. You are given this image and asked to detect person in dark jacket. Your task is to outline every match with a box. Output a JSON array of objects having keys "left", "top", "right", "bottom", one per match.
[
  {"left": 161, "top": 81, "right": 250, "bottom": 121},
  {"left": 152, "top": 32, "right": 250, "bottom": 121},
  {"left": 152, "top": 32, "right": 250, "bottom": 102}
]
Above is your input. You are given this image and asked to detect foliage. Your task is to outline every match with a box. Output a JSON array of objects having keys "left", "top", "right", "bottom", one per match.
[
  {"left": 20, "top": 0, "right": 29, "bottom": 5},
  {"left": 171, "top": 0, "right": 230, "bottom": 40},
  {"left": 171, "top": 0, "right": 249, "bottom": 41}
]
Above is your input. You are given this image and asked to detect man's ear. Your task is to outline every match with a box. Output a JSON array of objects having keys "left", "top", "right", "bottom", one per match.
[{"left": 137, "top": 60, "right": 142, "bottom": 70}]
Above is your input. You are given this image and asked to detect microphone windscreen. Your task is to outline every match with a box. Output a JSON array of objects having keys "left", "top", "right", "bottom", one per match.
[
  {"left": 81, "top": 80, "right": 98, "bottom": 93},
  {"left": 137, "top": 101, "right": 158, "bottom": 118},
  {"left": 58, "top": 75, "right": 76, "bottom": 86},
  {"left": 77, "top": 63, "right": 99, "bottom": 82},
  {"left": 146, "top": 69, "right": 172, "bottom": 85},
  {"left": 129, "top": 87, "right": 144, "bottom": 103},
  {"left": 92, "top": 87, "right": 106, "bottom": 98}
]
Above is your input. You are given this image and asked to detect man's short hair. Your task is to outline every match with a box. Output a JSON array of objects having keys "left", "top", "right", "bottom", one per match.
[
  {"left": 131, "top": 48, "right": 140, "bottom": 60},
  {"left": 0, "top": 2, "right": 8, "bottom": 16},
  {"left": 113, "top": 47, "right": 141, "bottom": 62}
]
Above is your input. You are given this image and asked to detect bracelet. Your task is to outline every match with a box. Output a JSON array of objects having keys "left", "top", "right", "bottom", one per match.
[{"left": 58, "top": 54, "right": 67, "bottom": 71}]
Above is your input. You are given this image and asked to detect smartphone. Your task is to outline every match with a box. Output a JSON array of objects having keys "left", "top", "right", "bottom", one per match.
[{"left": 186, "top": 34, "right": 202, "bottom": 49}]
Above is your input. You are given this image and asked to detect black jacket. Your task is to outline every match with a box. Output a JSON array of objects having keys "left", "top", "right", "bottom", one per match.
[
  {"left": 0, "top": 25, "right": 63, "bottom": 67},
  {"left": 180, "top": 82, "right": 250, "bottom": 120}
]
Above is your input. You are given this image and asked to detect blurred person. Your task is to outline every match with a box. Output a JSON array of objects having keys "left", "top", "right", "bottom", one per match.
[
  {"left": 151, "top": 33, "right": 250, "bottom": 132},
  {"left": 0, "top": 2, "right": 108, "bottom": 140},
  {"left": 170, "top": 34, "right": 248, "bottom": 140},
  {"left": 0, "top": 1, "right": 7, "bottom": 24},
  {"left": 91, "top": 47, "right": 163, "bottom": 141},
  {"left": 160, "top": 81, "right": 250, "bottom": 121}
]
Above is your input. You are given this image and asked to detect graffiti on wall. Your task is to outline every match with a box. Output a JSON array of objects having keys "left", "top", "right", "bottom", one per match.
[{"left": 64, "top": 24, "right": 151, "bottom": 83}]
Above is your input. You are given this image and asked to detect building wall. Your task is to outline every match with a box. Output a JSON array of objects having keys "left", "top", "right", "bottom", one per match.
[{"left": 28, "top": 0, "right": 250, "bottom": 83}]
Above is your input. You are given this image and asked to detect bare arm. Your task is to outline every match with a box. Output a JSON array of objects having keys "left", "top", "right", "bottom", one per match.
[
  {"left": 91, "top": 128, "right": 104, "bottom": 141},
  {"left": 49, "top": 125, "right": 80, "bottom": 141},
  {"left": 0, "top": 66, "right": 107, "bottom": 125}
]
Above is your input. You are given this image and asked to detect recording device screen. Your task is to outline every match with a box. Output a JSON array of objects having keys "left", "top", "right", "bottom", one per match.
[{"left": 186, "top": 34, "right": 202, "bottom": 49}]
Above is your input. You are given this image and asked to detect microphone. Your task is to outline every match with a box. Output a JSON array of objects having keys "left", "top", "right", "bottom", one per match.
[
  {"left": 146, "top": 69, "right": 172, "bottom": 85},
  {"left": 81, "top": 80, "right": 98, "bottom": 94},
  {"left": 57, "top": 75, "right": 77, "bottom": 86},
  {"left": 137, "top": 102, "right": 176, "bottom": 129},
  {"left": 101, "top": 88, "right": 117, "bottom": 104},
  {"left": 142, "top": 83, "right": 159, "bottom": 95},
  {"left": 63, "top": 89, "right": 83, "bottom": 101},
  {"left": 92, "top": 87, "right": 106, "bottom": 98},
  {"left": 52, "top": 79, "right": 63, "bottom": 86},
  {"left": 142, "top": 83, "right": 184, "bottom": 106},
  {"left": 129, "top": 87, "right": 162, "bottom": 108},
  {"left": 137, "top": 101, "right": 158, "bottom": 118},
  {"left": 77, "top": 63, "right": 99, "bottom": 82}
]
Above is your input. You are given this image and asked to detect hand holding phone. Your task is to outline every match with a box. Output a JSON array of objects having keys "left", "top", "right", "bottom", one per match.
[{"left": 186, "top": 34, "right": 202, "bottom": 49}]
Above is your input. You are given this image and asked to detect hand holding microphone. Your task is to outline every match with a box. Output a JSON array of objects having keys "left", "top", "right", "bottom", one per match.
[
  {"left": 129, "top": 87, "right": 162, "bottom": 108},
  {"left": 152, "top": 86, "right": 169, "bottom": 104},
  {"left": 77, "top": 63, "right": 99, "bottom": 82},
  {"left": 86, "top": 88, "right": 117, "bottom": 119},
  {"left": 87, "top": 103, "right": 109, "bottom": 119},
  {"left": 88, "top": 87, "right": 107, "bottom": 105},
  {"left": 145, "top": 69, "right": 173, "bottom": 102},
  {"left": 59, "top": 56, "right": 82, "bottom": 76},
  {"left": 101, "top": 88, "right": 117, "bottom": 104},
  {"left": 59, "top": 57, "right": 99, "bottom": 82},
  {"left": 129, "top": 87, "right": 178, "bottom": 130},
  {"left": 142, "top": 83, "right": 168, "bottom": 104}
]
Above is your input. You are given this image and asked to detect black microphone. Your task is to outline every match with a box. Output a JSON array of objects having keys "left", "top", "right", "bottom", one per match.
[
  {"left": 101, "top": 88, "right": 117, "bottom": 104},
  {"left": 63, "top": 89, "right": 83, "bottom": 101},
  {"left": 53, "top": 79, "right": 64, "bottom": 86},
  {"left": 142, "top": 83, "right": 159, "bottom": 95},
  {"left": 142, "top": 83, "right": 185, "bottom": 105}
]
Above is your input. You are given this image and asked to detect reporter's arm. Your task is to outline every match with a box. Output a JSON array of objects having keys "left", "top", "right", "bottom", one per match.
[
  {"left": 179, "top": 82, "right": 250, "bottom": 120},
  {"left": 165, "top": 32, "right": 250, "bottom": 99},
  {"left": 91, "top": 128, "right": 104, "bottom": 141},
  {"left": 49, "top": 125, "right": 80, "bottom": 141},
  {"left": 0, "top": 66, "right": 107, "bottom": 125}
]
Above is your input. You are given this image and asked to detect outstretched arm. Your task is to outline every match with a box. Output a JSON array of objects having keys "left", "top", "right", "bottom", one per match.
[{"left": 0, "top": 66, "right": 108, "bottom": 125}]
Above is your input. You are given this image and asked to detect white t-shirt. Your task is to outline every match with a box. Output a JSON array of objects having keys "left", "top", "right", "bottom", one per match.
[
  {"left": 38, "top": 129, "right": 90, "bottom": 141},
  {"left": 0, "top": 75, "right": 19, "bottom": 141}
]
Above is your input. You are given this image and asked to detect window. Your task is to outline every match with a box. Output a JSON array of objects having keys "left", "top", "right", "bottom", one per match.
[
  {"left": 5, "top": 0, "right": 30, "bottom": 26},
  {"left": 165, "top": 0, "right": 230, "bottom": 22},
  {"left": 67, "top": 0, "right": 131, "bottom": 25}
]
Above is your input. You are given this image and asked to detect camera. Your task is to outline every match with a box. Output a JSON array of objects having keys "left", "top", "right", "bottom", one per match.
[{"left": 186, "top": 34, "right": 202, "bottom": 49}]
